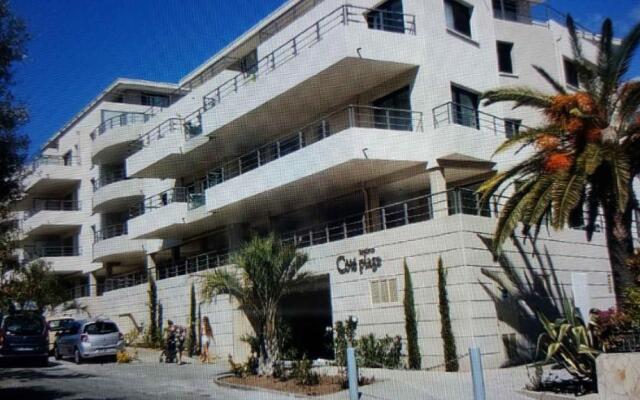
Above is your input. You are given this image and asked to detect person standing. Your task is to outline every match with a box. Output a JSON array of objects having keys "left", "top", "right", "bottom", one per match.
[{"left": 200, "top": 316, "right": 214, "bottom": 363}]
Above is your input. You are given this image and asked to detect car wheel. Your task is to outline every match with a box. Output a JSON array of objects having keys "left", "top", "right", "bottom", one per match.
[
  {"left": 74, "top": 348, "right": 83, "bottom": 364},
  {"left": 54, "top": 346, "right": 62, "bottom": 360}
]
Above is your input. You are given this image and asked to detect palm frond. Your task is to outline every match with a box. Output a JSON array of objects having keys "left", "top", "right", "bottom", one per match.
[
  {"left": 482, "top": 87, "right": 553, "bottom": 109},
  {"left": 492, "top": 179, "right": 538, "bottom": 252},
  {"left": 551, "top": 172, "right": 586, "bottom": 229},
  {"left": 609, "top": 21, "right": 640, "bottom": 96},
  {"left": 533, "top": 65, "right": 567, "bottom": 94},
  {"left": 602, "top": 146, "right": 631, "bottom": 211}
]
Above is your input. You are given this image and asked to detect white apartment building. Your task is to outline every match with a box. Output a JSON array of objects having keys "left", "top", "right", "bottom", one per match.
[{"left": 17, "top": 0, "right": 619, "bottom": 369}]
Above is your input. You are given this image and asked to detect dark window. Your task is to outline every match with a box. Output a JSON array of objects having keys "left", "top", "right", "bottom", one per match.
[
  {"left": 372, "top": 86, "right": 413, "bottom": 131},
  {"left": 63, "top": 150, "right": 73, "bottom": 166},
  {"left": 451, "top": 85, "right": 479, "bottom": 128},
  {"left": 84, "top": 322, "right": 118, "bottom": 335},
  {"left": 564, "top": 58, "right": 579, "bottom": 87},
  {"left": 366, "top": 0, "right": 405, "bottom": 33},
  {"left": 504, "top": 119, "right": 521, "bottom": 138},
  {"left": 493, "top": 0, "right": 520, "bottom": 21},
  {"left": 141, "top": 93, "right": 169, "bottom": 107},
  {"left": 445, "top": 0, "right": 472, "bottom": 37},
  {"left": 2, "top": 315, "right": 44, "bottom": 335},
  {"left": 497, "top": 41, "right": 514, "bottom": 74},
  {"left": 239, "top": 49, "right": 258, "bottom": 76}
]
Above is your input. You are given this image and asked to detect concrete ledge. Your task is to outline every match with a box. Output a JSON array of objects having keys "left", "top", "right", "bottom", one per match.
[
  {"left": 596, "top": 353, "right": 640, "bottom": 400},
  {"left": 213, "top": 372, "right": 320, "bottom": 399},
  {"left": 517, "top": 389, "right": 598, "bottom": 400}
]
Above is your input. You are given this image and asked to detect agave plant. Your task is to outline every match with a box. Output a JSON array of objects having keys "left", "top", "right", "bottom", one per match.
[
  {"left": 536, "top": 298, "right": 599, "bottom": 382},
  {"left": 478, "top": 16, "right": 640, "bottom": 306}
]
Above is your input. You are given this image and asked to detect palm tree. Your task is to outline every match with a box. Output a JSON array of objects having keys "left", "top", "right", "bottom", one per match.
[
  {"left": 200, "top": 233, "right": 308, "bottom": 375},
  {"left": 478, "top": 16, "right": 640, "bottom": 307}
]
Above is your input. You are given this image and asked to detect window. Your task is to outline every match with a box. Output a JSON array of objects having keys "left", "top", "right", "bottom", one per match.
[
  {"left": 84, "top": 321, "right": 119, "bottom": 334},
  {"left": 564, "top": 58, "right": 579, "bottom": 87},
  {"left": 63, "top": 150, "right": 73, "bottom": 166},
  {"left": 370, "top": 278, "right": 398, "bottom": 304},
  {"left": 497, "top": 41, "right": 514, "bottom": 74},
  {"left": 372, "top": 86, "right": 413, "bottom": 131},
  {"left": 493, "top": 0, "right": 520, "bottom": 21},
  {"left": 366, "top": 0, "right": 405, "bottom": 34},
  {"left": 451, "top": 85, "right": 479, "bottom": 128},
  {"left": 504, "top": 118, "right": 521, "bottom": 138},
  {"left": 141, "top": 93, "right": 169, "bottom": 107},
  {"left": 444, "top": 0, "right": 472, "bottom": 37},
  {"left": 239, "top": 49, "right": 258, "bottom": 76}
]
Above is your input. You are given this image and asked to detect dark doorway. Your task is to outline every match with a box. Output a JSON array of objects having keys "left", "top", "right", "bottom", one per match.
[{"left": 278, "top": 274, "right": 333, "bottom": 360}]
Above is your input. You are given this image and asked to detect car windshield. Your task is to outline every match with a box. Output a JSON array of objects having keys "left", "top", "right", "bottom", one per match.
[
  {"left": 84, "top": 322, "right": 118, "bottom": 334},
  {"left": 49, "top": 319, "right": 74, "bottom": 331},
  {"left": 3, "top": 315, "right": 45, "bottom": 335}
]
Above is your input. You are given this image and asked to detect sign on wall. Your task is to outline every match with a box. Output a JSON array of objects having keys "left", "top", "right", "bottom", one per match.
[{"left": 336, "top": 248, "right": 382, "bottom": 275}]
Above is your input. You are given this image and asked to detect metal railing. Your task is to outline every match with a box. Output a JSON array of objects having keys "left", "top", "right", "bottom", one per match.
[
  {"left": 24, "top": 245, "right": 81, "bottom": 259},
  {"left": 432, "top": 101, "right": 529, "bottom": 137},
  {"left": 93, "top": 168, "right": 127, "bottom": 191},
  {"left": 69, "top": 284, "right": 90, "bottom": 299},
  {"left": 201, "top": 5, "right": 416, "bottom": 111},
  {"left": 25, "top": 199, "right": 80, "bottom": 216},
  {"left": 156, "top": 250, "right": 231, "bottom": 280},
  {"left": 493, "top": 1, "right": 597, "bottom": 41},
  {"left": 90, "top": 112, "right": 152, "bottom": 139},
  {"left": 202, "top": 105, "right": 422, "bottom": 190},
  {"left": 129, "top": 187, "right": 205, "bottom": 218},
  {"left": 135, "top": 118, "right": 183, "bottom": 149},
  {"left": 102, "top": 270, "right": 147, "bottom": 294},
  {"left": 94, "top": 223, "right": 128, "bottom": 243},
  {"left": 29, "top": 154, "right": 81, "bottom": 170}
]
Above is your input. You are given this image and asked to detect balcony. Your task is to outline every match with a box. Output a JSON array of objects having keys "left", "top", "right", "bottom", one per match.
[
  {"left": 127, "top": 4, "right": 419, "bottom": 179},
  {"left": 205, "top": 105, "right": 426, "bottom": 214},
  {"left": 23, "top": 245, "right": 84, "bottom": 273},
  {"left": 127, "top": 187, "right": 209, "bottom": 239},
  {"left": 91, "top": 112, "right": 152, "bottom": 164},
  {"left": 21, "top": 199, "right": 83, "bottom": 237},
  {"left": 431, "top": 101, "right": 527, "bottom": 161},
  {"left": 92, "top": 223, "right": 161, "bottom": 263},
  {"left": 92, "top": 169, "right": 145, "bottom": 213},
  {"left": 23, "top": 155, "right": 82, "bottom": 196}
]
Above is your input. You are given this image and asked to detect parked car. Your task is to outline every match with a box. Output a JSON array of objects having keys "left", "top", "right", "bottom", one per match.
[
  {"left": 55, "top": 319, "right": 124, "bottom": 363},
  {"left": 0, "top": 312, "right": 49, "bottom": 366},
  {"left": 47, "top": 317, "right": 75, "bottom": 354}
]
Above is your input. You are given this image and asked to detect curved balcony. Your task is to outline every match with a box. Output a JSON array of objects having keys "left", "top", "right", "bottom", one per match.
[
  {"left": 92, "top": 170, "right": 144, "bottom": 213},
  {"left": 91, "top": 112, "right": 152, "bottom": 164},
  {"left": 92, "top": 223, "right": 163, "bottom": 262},
  {"left": 22, "top": 155, "right": 82, "bottom": 197},
  {"left": 21, "top": 199, "right": 83, "bottom": 237}
]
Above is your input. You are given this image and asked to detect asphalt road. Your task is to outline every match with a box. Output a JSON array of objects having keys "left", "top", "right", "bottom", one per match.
[{"left": 0, "top": 355, "right": 253, "bottom": 400}]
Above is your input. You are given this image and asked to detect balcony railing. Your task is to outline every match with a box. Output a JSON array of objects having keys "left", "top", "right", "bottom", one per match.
[
  {"left": 129, "top": 187, "right": 205, "bottom": 218},
  {"left": 202, "top": 105, "right": 422, "bottom": 190},
  {"left": 24, "top": 245, "right": 81, "bottom": 259},
  {"left": 432, "top": 101, "right": 529, "bottom": 137},
  {"left": 93, "top": 168, "right": 127, "bottom": 191},
  {"left": 156, "top": 250, "right": 231, "bottom": 280},
  {"left": 24, "top": 199, "right": 81, "bottom": 219},
  {"left": 69, "top": 284, "right": 91, "bottom": 299},
  {"left": 102, "top": 270, "right": 147, "bottom": 294},
  {"left": 135, "top": 117, "right": 183, "bottom": 150},
  {"left": 197, "top": 4, "right": 416, "bottom": 126},
  {"left": 29, "top": 154, "right": 81, "bottom": 170},
  {"left": 90, "top": 112, "right": 152, "bottom": 139},
  {"left": 94, "top": 223, "right": 128, "bottom": 243}
]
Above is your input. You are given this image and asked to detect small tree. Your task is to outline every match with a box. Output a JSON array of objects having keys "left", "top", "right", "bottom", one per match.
[
  {"left": 201, "top": 234, "right": 308, "bottom": 375},
  {"left": 437, "top": 257, "right": 458, "bottom": 371},
  {"left": 146, "top": 272, "right": 160, "bottom": 346},
  {"left": 186, "top": 283, "right": 197, "bottom": 357},
  {"left": 0, "top": 260, "right": 66, "bottom": 312},
  {"left": 403, "top": 259, "right": 421, "bottom": 369}
]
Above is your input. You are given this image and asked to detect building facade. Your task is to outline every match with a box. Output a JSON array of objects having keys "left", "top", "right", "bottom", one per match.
[{"left": 17, "top": 0, "right": 623, "bottom": 369}]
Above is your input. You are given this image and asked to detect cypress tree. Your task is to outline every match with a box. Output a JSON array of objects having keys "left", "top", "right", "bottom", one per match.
[
  {"left": 147, "top": 272, "right": 159, "bottom": 346},
  {"left": 403, "top": 259, "right": 421, "bottom": 369},
  {"left": 437, "top": 257, "right": 458, "bottom": 371},
  {"left": 186, "top": 283, "right": 197, "bottom": 356}
]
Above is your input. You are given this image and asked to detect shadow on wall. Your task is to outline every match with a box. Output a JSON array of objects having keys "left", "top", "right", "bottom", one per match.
[{"left": 477, "top": 234, "right": 569, "bottom": 367}]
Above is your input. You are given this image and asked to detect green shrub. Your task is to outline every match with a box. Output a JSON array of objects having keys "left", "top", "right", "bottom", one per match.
[
  {"left": 356, "top": 334, "right": 402, "bottom": 368},
  {"left": 291, "top": 354, "right": 319, "bottom": 386},
  {"left": 437, "top": 257, "right": 459, "bottom": 371},
  {"left": 403, "top": 259, "right": 421, "bottom": 369},
  {"left": 186, "top": 283, "right": 197, "bottom": 357},
  {"left": 333, "top": 316, "right": 357, "bottom": 367}
]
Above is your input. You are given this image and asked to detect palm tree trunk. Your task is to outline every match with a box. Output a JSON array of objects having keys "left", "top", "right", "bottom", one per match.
[
  {"left": 258, "top": 310, "right": 279, "bottom": 376},
  {"left": 603, "top": 204, "right": 635, "bottom": 308}
]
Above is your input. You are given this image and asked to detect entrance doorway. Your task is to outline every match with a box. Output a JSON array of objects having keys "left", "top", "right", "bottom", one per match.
[{"left": 278, "top": 274, "right": 333, "bottom": 360}]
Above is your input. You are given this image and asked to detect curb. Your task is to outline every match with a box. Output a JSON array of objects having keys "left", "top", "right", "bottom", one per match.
[
  {"left": 213, "top": 372, "right": 327, "bottom": 399},
  {"left": 517, "top": 389, "right": 597, "bottom": 400}
]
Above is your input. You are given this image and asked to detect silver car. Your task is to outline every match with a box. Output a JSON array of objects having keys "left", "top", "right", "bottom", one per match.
[{"left": 54, "top": 319, "right": 124, "bottom": 363}]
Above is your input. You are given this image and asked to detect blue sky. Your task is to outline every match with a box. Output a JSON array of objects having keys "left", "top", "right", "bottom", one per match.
[{"left": 10, "top": 0, "right": 640, "bottom": 155}]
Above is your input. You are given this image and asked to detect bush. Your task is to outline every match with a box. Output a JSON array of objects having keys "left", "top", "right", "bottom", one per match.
[
  {"left": 116, "top": 349, "right": 138, "bottom": 363},
  {"left": 228, "top": 353, "right": 259, "bottom": 377},
  {"left": 356, "top": 334, "right": 402, "bottom": 369},
  {"left": 593, "top": 308, "right": 633, "bottom": 352},
  {"left": 124, "top": 328, "right": 140, "bottom": 346},
  {"left": 333, "top": 317, "right": 357, "bottom": 367},
  {"left": 437, "top": 257, "right": 459, "bottom": 371},
  {"left": 403, "top": 259, "right": 421, "bottom": 369},
  {"left": 291, "top": 354, "right": 319, "bottom": 386}
]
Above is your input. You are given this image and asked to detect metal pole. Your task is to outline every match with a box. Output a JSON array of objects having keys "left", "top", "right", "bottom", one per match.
[
  {"left": 346, "top": 347, "right": 359, "bottom": 400},
  {"left": 469, "top": 347, "right": 486, "bottom": 400}
]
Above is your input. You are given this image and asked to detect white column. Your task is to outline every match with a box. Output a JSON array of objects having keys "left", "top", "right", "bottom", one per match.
[
  {"left": 428, "top": 167, "right": 449, "bottom": 218},
  {"left": 88, "top": 272, "right": 98, "bottom": 297}
]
